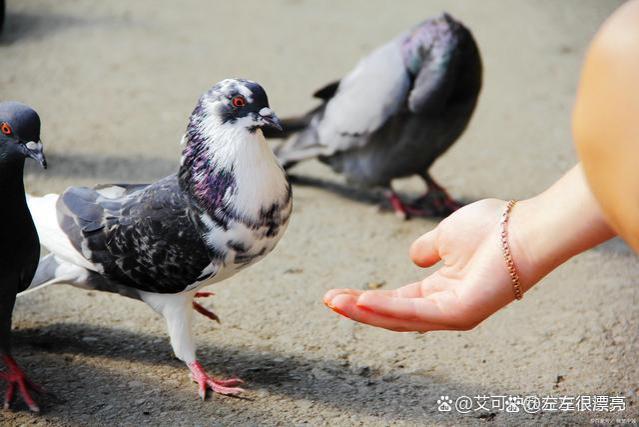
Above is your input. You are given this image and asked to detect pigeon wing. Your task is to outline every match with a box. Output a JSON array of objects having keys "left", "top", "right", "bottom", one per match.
[
  {"left": 316, "top": 40, "right": 411, "bottom": 155},
  {"left": 408, "top": 19, "right": 481, "bottom": 115},
  {"left": 313, "top": 80, "right": 340, "bottom": 101},
  {"left": 57, "top": 175, "right": 214, "bottom": 293}
]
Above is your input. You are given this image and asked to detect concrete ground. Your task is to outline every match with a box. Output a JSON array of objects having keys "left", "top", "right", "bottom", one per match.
[{"left": 1, "top": 0, "right": 637, "bottom": 425}]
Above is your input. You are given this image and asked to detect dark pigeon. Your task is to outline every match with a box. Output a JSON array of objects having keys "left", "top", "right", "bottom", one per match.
[
  {"left": 0, "top": 101, "right": 47, "bottom": 412},
  {"left": 268, "top": 13, "right": 482, "bottom": 218},
  {"left": 24, "top": 79, "right": 292, "bottom": 400},
  {"left": 0, "top": 0, "right": 4, "bottom": 34}
]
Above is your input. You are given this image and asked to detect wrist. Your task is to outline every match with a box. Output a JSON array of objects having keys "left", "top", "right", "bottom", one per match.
[
  {"left": 507, "top": 196, "right": 556, "bottom": 291},
  {"left": 507, "top": 166, "right": 616, "bottom": 293}
]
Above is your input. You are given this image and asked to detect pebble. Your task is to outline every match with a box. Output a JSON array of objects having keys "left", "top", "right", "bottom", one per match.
[
  {"left": 356, "top": 366, "right": 371, "bottom": 377},
  {"left": 382, "top": 373, "right": 398, "bottom": 382},
  {"left": 367, "top": 281, "right": 386, "bottom": 290}
]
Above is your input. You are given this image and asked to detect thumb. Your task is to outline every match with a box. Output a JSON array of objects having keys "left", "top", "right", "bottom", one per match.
[{"left": 409, "top": 228, "right": 441, "bottom": 268}]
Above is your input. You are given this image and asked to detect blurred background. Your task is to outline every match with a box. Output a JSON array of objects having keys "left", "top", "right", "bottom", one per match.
[{"left": 2, "top": 1, "right": 637, "bottom": 425}]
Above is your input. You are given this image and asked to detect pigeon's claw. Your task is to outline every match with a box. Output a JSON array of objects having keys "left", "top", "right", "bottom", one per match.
[
  {"left": 192, "top": 291, "right": 220, "bottom": 323},
  {"left": 383, "top": 190, "right": 410, "bottom": 220},
  {"left": 192, "top": 301, "right": 220, "bottom": 323},
  {"left": 408, "top": 191, "right": 461, "bottom": 217},
  {"left": 188, "top": 361, "right": 244, "bottom": 399},
  {"left": 383, "top": 186, "right": 461, "bottom": 219},
  {"left": 1, "top": 356, "right": 43, "bottom": 412},
  {"left": 194, "top": 291, "right": 215, "bottom": 298},
  {"left": 414, "top": 174, "right": 463, "bottom": 217}
]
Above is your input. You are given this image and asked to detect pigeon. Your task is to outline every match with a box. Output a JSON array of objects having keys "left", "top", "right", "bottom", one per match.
[
  {"left": 23, "top": 79, "right": 292, "bottom": 399},
  {"left": 268, "top": 13, "right": 482, "bottom": 218},
  {"left": 0, "top": 101, "right": 47, "bottom": 412}
]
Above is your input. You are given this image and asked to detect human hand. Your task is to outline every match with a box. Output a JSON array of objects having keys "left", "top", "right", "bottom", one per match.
[
  {"left": 323, "top": 166, "right": 615, "bottom": 333},
  {"left": 324, "top": 199, "right": 528, "bottom": 332}
]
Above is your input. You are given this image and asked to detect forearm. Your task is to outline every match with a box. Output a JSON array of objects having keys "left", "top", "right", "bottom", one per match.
[{"left": 510, "top": 164, "right": 616, "bottom": 291}]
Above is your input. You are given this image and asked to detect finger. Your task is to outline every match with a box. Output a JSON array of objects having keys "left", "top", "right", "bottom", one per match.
[
  {"left": 410, "top": 229, "right": 441, "bottom": 268},
  {"left": 325, "top": 280, "right": 433, "bottom": 304},
  {"left": 391, "top": 282, "right": 427, "bottom": 298},
  {"left": 353, "top": 282, "right": 424, "bottom": 299},
  {"left": 325, "top": 293, "right": 445, "bottom": 332},
  {"left": 356, "top": 292, "right": 461, "bottom": 327},
  {"left": 323, "top": 288, "right": 364, "bottom": 304}
]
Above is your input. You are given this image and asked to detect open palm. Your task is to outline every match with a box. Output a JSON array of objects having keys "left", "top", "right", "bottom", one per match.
[{"left": 324, "top": 199, "right": 528, "bottom": 332}]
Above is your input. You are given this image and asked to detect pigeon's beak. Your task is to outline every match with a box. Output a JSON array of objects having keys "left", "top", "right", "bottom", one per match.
[
  {"left": 258, "top": 108, "right": 283, "bottom": 131},
  {"left": 21, "top": 140, "right": 47, "bottom": 169}
]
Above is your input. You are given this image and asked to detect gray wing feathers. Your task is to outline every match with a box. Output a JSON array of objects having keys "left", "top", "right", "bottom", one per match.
[
  {"left": 56, "top": 177, "right": 214, "bottom": 293},
  {"left": 59, "top": 187, "right": 106, "bottom": 234},
  {"left": 317, "top": 40, "right": 410, "bottom": 153},
  {"left": 275, "top": 39, "right": 410, "bottom": 166}
]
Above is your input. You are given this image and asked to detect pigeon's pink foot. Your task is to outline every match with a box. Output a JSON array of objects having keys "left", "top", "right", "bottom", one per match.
[
  {"left": 195, "top": 291, "right": 215, "bottom": 298},
  {"left": 188, "top": 361, "right": 244, "bottom": 399},
  {"left": 383, "top": 190, "right": 438, "bottom": 219},
  {"left": 384, "top": 190, "right": 410, "bottom": 220},
  {"left": 413, "top": 186, "right": 462, "bottom": 217},
  {"left": 413, "top": 173, "right": 463, "bottom": 217},
  {"left": 384, "top": 187, "right": 461, "bottom": 219},
  {"left": 1, "top": 355, "right": 43, "bottom": 412},
  {"left": 192, "top": 291, "right": 220, "bottom": 323}
]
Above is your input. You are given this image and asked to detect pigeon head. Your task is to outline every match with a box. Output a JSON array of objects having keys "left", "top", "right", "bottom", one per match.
[
  {"left": 191, "top": 79, "right": 282, "bottom": 134},
  {"left": 401, "top": 13, "right": 463, "bottom": 76},
  {"left": 180, "top": 79, "right": 287, "bottom": 213},
  {"left": 0, "top": 101, "right": 47, "bottom": 169}
]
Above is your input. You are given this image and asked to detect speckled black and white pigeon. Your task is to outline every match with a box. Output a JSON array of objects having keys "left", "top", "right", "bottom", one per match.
[
  {"left": 269, "top": 13, "right": 482, "bottom": 218},
  {"left": 0, "top": 102, "right": 47, "bottom": 412},
  {"left": 23, "top": 79, "right": 292, "bottom": 399}
]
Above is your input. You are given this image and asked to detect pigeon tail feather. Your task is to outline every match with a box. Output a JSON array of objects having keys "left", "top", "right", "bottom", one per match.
[
  {"left": 26, "top": 193, "right": 97, "bottom": 271},
  {"left": 19, "top": 254, "right": 89, "bottom": 296}
]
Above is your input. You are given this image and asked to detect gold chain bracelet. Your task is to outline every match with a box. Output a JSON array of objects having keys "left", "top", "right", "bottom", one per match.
[{"left": 500, "top": 200, "right": 523, "bottom": 300}]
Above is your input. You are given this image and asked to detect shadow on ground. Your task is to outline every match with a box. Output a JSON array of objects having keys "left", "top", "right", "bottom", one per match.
[
  {"left": 25, "top": 152, "right": 177, "bottom": 183},
  {"left": 1, "top": 10, "right": 88, "bottom": 44},
  {"left": 0, "top": 8, "right": 130, "bottom": 45},
  {"left": 289, "top": 173, "right": 475, "bottom": 216},
  {"left": 7, "top": 323, "right": 503, "bottom": 425}
]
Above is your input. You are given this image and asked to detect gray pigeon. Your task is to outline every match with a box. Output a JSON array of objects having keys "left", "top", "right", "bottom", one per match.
[
  {"left": 0, "top": 102, "right": 47, "bottom": 412},
  {"left": 23, "top": 79, "right": 291, "bottom": 399},
  {"left": 269, "top": 13, "right": 482, "bottom": 218}
]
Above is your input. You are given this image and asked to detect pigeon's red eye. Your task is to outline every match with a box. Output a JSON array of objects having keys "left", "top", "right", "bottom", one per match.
[
  {"left": 0, "top": 122, "right": 12, "bottom": 136},
  {"left": 232, "top": 96, "right": 246, "bottom": 108}
]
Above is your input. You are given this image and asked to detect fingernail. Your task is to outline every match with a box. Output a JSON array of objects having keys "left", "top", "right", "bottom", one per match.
[{"left": 324, "top": 299, "right": 347, "bottom": 317}]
